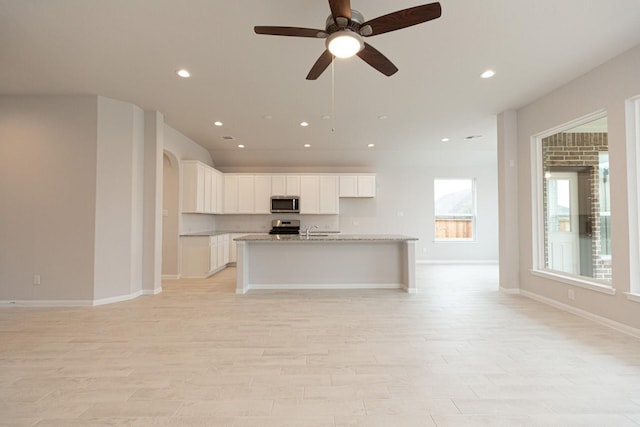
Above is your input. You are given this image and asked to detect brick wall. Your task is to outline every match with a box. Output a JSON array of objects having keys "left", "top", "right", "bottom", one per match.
[{"left": 541, "top": 132, "right": 610, "bottom": 280}]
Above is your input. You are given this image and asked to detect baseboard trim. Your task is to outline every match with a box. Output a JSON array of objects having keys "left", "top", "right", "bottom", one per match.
[
  {"left": 416, "top": 260, "right": 499, "bottom": 265},
  {"left": 92, "top": 290, "right": 143, "bottom": 306},
  {"left": 499, "top": 286, "right": 521, "bottom": 295},
  {"left": 0, "top": 288, "right": 156, "bottom": 308},
  {"left": 0, "top": 299, "right": 94, "bottom": 307},
  {"left": 517, "top": 289, "right": 640, "bottom": 339},
  {"left": 239, "top": 283, "right": 403, "bottom": 294}
]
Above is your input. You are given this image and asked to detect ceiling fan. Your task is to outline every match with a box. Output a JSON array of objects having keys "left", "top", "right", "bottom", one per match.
[{"left": 254, "top": 0, "right": 442, "bottom": 80}]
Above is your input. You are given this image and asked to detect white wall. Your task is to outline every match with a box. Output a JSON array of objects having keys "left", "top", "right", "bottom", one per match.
[
  {"left": 506, "top": 43, "right": 640, "bottom": 329},
  {"left": 0, "top": 95, "right": 98, "bottom": 301},
  {"left": 0, "top": 95, "right": 162, "bottom": 304},
  {"left": 94, "top": 97, "right": 145, "bottom": 301}
]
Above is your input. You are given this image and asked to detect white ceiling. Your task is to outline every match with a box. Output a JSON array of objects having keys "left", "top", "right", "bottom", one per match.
[{"left": 2, "top": 0, "right": 640, "bottom": 168}]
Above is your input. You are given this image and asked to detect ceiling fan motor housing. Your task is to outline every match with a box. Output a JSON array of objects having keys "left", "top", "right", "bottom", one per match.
[{"left": 325, "top": 9, "right": 367, "bottom": 35}]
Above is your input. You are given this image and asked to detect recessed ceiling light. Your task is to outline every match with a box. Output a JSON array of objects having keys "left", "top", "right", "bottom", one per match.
[
  {"left": 237, "top": 144, "right": 245, "bottom": 148},
  {"left": 304, "top": 144, "right": 311, "bottom": 148},
  {"left": 377, "top": 115, "right": 388, "bottom": 120},
  {"left": 367, "top": 143, "right": 375, "bottom": 148},
  {"left": 441, "top": 138, "right": 450, "bottom": 142},
  {"left": 214, "top": 121, "right": 223, "bottom": 127},
  {"left": 480, "top": 69, "right": 495, "bottom": 79},
  {"left": 300, "top": 121, "right": 309, "bottom": 127},
  {"left": 176, "top": 69, "right": 191, "bottom": 78}
]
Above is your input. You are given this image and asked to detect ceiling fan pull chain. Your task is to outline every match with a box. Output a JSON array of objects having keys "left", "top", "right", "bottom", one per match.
[{"left": 331, "top": 59, "right": 336, "bottom": 133}]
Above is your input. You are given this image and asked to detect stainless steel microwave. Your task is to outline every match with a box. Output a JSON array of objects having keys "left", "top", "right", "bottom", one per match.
[{"left": 271, "top": 196, "right": 300, "bottom": 213}]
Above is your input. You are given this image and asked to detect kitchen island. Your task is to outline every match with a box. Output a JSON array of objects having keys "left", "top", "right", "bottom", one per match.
[{"left": 234, "top": 234, "right": 418, "bottom": 294}]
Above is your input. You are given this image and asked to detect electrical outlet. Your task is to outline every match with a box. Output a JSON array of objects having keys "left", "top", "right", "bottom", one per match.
[
  {"left": 33, "top": 275, "right": 41, "bottom": 285},
  {"left": 568, "top": 289, "right": 575, "bottom": 300}
]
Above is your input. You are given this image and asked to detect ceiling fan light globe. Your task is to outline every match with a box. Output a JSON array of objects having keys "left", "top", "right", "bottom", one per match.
[{"left": 326, "top": 31, "right": 364, "bottom": 58}]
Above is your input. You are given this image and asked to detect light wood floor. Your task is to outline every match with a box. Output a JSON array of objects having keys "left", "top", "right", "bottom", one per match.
[{"left": 2, "top": 264, "right": 640, "bottom": 426}]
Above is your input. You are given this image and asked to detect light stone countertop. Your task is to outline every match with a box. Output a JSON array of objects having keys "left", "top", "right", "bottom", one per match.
[
  {"left": 180, "top": 230, "right": 264, "bottom": 237},
  {"left": 234, "top": 234, "right": 418, "bottom": 242}
]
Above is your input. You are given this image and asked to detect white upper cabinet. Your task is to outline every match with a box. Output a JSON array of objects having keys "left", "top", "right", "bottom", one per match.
[
  {"left": 254, "top": 175, "right": 272, "bottom": 214},
  {"left": 224, "top": 174, "right": 270, "bottom": 214},
  {"left": 204, "top": 167, "right": 214, "bottom": 213},
  {"left": 224, "top": 174, "right": 238, "bottom": 214},
  {"left": 237, "top": 175, "right": 254, "bottom": 213},
  {"left": 182, "top": 160, "right": 229, "bottom": 214},
  {"left": 215, "top": 169, "right": 224, "bottom": 214},
  {"left": 319, "top": 175, "right": 339, "bottom": 214},
  {"left": 182, "top": 161, "right": 207, "bottom": 213},
  {"left": 271, "top": 175, "right": 301, "bottom": 196},
  {"left": 183, "top": 165, "right": 373, "bottom": 215},
  {"left": 300, "top": 175, "right": 339, "bottom": 214},
  {"left": 300, "top": 176, "right": 320, "bottom": 214},
  {"left": 339, "top": 175, "right": 376, "bottom": 198}
]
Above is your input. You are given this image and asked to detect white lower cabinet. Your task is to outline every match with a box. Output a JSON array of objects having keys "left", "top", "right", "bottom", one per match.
[
  {"left": 222, "top": 234, "right": 230, "bottom": 264},
  {"left": 181, "top": 234, "right": 234, "bottom": 278},
  {"left": 209, "top": 236, "right": 219, "bottom": 271},
  {"left": 229, "top": 233, "right": 243, "bottom": 263}
]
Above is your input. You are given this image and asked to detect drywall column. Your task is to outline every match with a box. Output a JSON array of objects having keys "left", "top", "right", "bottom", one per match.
[
  {"left": 94, "top": 97, "right": 145, "bottom": 302},
  {"left": 497, "top": 110, "right": 520, "bottom": 292},
  {"left": 143, "top": 111, "right": 164, "bottom": 294}
]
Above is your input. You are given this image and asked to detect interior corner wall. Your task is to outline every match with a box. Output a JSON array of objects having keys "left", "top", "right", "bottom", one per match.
[
  {"left": 94, "top": 96, "right": 145, "bottom": 301},
  {"left": 497, "top": 110, "right": 520, "bottom": 290},
  {"left": 143, "top": 111, "right": 164, "bottom": 293},
  {"left": 0, "top": 95, "right": 98, "bottom": 302},
  {"left": 515, "top": 43, "right": 640, "bottom": 329}
]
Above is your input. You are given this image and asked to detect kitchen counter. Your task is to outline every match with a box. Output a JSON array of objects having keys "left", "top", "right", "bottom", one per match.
[
  {"left": 235, "top": 234, "right": 417, "bottom": 242},
  {"left": 180, "top": 230, "right": 263, "bottom": 237},
  {"left": 235, "top": 234, "right": 418, "bottom": 294}
]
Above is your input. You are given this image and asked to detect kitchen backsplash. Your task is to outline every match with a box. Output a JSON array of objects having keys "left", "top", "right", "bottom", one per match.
[{"left": 214, "top": 214, "right": 340, "bottom": 233}]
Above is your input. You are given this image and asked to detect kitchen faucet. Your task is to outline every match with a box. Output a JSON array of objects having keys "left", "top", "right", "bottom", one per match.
[{"left": 305, "top": 225, "right": 319, "bottom": 238}]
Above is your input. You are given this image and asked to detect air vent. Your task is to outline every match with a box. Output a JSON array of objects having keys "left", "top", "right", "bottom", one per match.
[
  {"left": 222, "top": 136, "right": 234, "bottom": 140},
  {"left": 465, "top": 135, "right": 483, "bottom": 140}
]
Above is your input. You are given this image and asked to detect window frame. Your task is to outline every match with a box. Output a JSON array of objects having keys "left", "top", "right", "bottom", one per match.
[
  {"left": 625, "top": 95, "right": 640, "bottom": 301},
  {"left": 433, "top": 177, "right": 477, "bottom": 243},
  {"left": 530, "top": 110, "right": 615, "bottom": 295}
]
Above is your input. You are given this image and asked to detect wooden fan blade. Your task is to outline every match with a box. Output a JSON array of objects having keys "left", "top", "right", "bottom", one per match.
[
  {"left": 306, "top": 50, "right": 334, "bottom": 80},
  {"left": 356, "top": 43, "right": 398, "bottom": 77},
  {"left": 329, "top": 0, "right": 351, "bottom": 21},
  {"left": 361, "top": 2, "right": 442, "bottom": 36},
  {"left": 254, "top": 26, "right": 326, "bottom": 38}
]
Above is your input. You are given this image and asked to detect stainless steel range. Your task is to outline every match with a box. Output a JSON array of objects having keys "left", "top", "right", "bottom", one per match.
[{"left": 269, "top": 219, "right": 300, "bottom": 235}]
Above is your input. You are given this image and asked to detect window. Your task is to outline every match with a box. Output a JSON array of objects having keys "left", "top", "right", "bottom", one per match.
[
  {"left": 534, "top": 113, "right": 612, "bottom": 284},
  {"left": 434, "top": 178, "right": 476, "bottom": 241}
]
